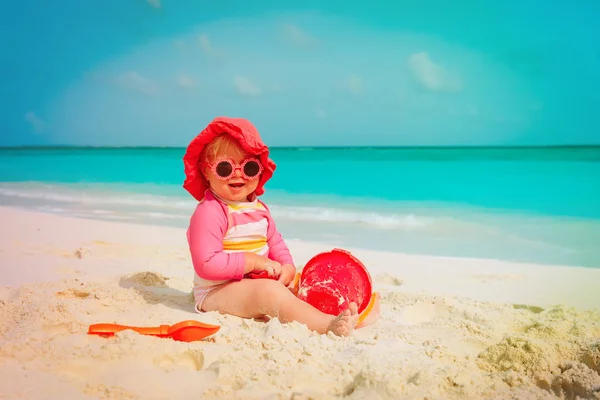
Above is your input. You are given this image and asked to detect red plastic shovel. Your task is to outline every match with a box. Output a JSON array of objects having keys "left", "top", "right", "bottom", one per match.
[{"left": 87, "top": 320, "right": 220, "bottom": 342}]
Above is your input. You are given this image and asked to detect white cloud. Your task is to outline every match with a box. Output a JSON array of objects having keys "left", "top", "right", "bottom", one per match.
[
  {"left": 198, "top": 34, "right": 213, "bottom": 55},
  {"left": 408, "top": 52, "right": 462, "bottom": 93},
  {"left": 177, "top": 74, "right": 199, "bottom": 88},
  {"left": 344, "top": 74, "right": 364, "bottom": 94},
  {"left": 146, "top": 0, "right": 161, "bottom": 9},
  {"left": 233, "top": 76, "right": 261, "bottom": 96},
  {"left": 281, "top": 23, "right": 317, "bottom": 49},
  {"left": 198, "top": 34, "right": 225, "bottom": 59},
  {"left": 115, "top": 71, "right": 157, "bottom": 95},
  {"left": 25, "top": 112, "right": 46, "bottom": 134}
]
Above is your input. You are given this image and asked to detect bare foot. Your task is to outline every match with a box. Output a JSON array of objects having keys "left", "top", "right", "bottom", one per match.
[{"left": 327, "top": 302, "right": 359, "bottom": 337}]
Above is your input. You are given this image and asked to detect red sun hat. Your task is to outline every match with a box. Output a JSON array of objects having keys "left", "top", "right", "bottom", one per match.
[{"left": 182, "top": 116, "right": 276, "bottom": 202}]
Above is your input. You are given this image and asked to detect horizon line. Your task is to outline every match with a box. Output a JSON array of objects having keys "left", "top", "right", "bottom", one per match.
[{"left": 1, "top": 144, "right": 600, "bottom": 150}]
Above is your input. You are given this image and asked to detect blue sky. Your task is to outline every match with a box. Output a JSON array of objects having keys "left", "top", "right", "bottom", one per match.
[{"left": 2, "top": 0, "right": 599, "bottom": 147}]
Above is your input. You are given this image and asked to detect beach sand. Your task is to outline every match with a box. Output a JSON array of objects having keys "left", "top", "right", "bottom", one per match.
[{"left": 1, "top": 205, "right": 599, "bottom": 399}]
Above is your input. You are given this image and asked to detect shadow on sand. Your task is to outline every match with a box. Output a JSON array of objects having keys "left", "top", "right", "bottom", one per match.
[{"left": 118, "top": 271, "right": 195, "bottom": 313}]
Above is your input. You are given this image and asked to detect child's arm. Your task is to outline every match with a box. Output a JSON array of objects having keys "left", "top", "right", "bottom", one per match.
[{"left": 188, "top": 201, "right": 246, "bottom": 281}]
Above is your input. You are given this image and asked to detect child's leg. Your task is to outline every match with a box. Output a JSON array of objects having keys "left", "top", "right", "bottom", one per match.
[{"left": 201, "top": 279, "right": 359, "bottom": 336}]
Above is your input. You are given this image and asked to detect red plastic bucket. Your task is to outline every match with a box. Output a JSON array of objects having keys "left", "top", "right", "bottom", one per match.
[{"left": 297, "top": 248, "right": 372, "bottom": 315}]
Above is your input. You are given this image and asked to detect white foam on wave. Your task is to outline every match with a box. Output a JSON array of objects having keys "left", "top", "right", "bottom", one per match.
[
  {"left": 35, "top": 205, "right": 69, "bottom": 214},
  {"left": 0, "top": 183, "right": 433, "bottom": 231},
  {"left": 91, "top": 209, "right": 116, "bottom": 215},
  {"left": 269, "top": 205, "right": 431, "bottom": 230},
  {"left": 136, "top": 212, "right": 187, "bottom": 220},
  {"left": 0, "top": 185, "right": 197, "bottom": 210}
]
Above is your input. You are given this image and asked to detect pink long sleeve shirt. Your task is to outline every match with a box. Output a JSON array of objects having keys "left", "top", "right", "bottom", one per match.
[{"left": 187, "top": 191, "right": 294, "bottom": 289}]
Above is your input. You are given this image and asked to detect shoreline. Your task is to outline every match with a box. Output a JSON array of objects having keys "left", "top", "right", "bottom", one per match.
[
  {"left": 1, "top": 205, "right": 600, "bottom": 399},
  {"left": 2, "top": 179, "right": 600, "bottom": 269}
]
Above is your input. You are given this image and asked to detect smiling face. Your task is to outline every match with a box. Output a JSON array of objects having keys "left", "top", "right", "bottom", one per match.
[{"left": 201, "top": 135, "right": 261, "bottom": 202}]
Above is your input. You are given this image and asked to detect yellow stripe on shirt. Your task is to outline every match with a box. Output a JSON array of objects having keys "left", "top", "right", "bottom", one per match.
[
  {"left": 226, "top": 201, "right": 266, "bottom": 212},
  {"left": 223, "top": 237, "right": 268, "bottom": 252}
]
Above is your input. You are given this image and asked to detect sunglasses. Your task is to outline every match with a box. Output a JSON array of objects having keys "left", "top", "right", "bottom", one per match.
[{"left": 204, "top": 157, "right": 263, "bottom": 180}]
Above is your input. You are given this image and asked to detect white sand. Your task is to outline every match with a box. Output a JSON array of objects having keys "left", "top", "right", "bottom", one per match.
[{"left": 1, "top": 205, "right": 599, "bottom": 400}]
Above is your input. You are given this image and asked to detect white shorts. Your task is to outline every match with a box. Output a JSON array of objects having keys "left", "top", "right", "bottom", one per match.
[{"left": 193, "top": 283, "right": 226, "bottom": 313}]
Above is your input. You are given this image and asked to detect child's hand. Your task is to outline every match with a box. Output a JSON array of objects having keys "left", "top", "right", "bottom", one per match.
[
  {"left": 244, "top": 253, "right": 281, "bottom": 277},
  {"left": 277, "top": 264, "right": 296, "bottom": 286},
  {"left": 260, "top": 259, "right": 282, "bottom": 278}
]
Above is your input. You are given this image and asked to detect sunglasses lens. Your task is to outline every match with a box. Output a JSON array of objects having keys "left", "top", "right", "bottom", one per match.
[
  {"left": 215, "top": 161, "right": 233, "bottom": 177},
  {"left": 244, "top": 160, "right": 261, "bottom": 177}
]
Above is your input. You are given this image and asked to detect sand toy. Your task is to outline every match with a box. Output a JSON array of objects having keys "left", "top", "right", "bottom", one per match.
[
  {"left": 297, "top": 248, "right": 376, "bottom": 313},
  {"left": 87, "top": 320, "right": 220, "bottom": 342}
]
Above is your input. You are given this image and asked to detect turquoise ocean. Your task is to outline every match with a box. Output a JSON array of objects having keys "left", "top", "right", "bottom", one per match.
[{"left": 1, "top": 146, "right": 599, "bottom": 268}]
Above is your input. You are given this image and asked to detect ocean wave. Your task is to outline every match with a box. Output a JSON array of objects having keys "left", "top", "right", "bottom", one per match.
[
  {"left": 35, "top": 205, "right": 69, "bottom": 213},
  {"left": 269, "top": 205, "right": 430, "bottom": 230},
  {"left": 0, "top": 183, "right": 432, "bottom": 231},
  {"left": 0, "top": 186, "right": 197, "bottom": 210},
  {"left": 135, "top": 212, "right": 187, "bottom": 219}
]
